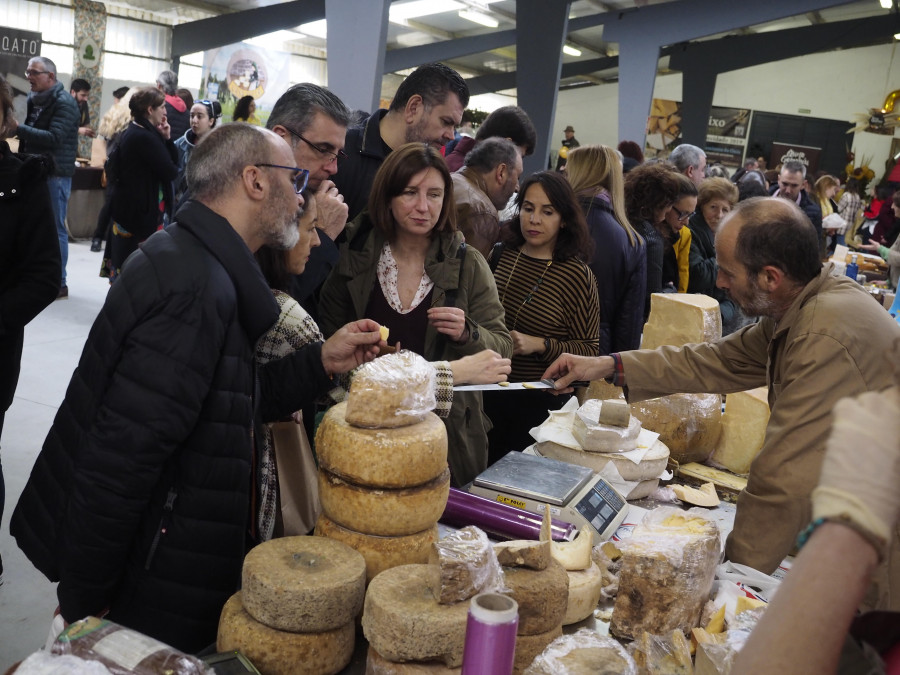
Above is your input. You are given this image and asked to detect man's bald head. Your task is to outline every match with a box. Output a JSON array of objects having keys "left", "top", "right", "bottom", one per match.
[{"left": 720, "top": 197, "right": 821, "bottom": 286}]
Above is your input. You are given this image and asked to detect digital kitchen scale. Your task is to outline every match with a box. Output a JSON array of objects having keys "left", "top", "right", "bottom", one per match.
[{"left": 469, "top": 452, "right": 628, "bottom": 544}]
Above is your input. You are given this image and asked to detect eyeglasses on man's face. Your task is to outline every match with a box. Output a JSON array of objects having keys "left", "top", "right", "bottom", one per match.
[
  {"left": 672, "top": 205, "right": 695, "bottom": 221},
  {"left": 255, "top": 164, "right": 310, "bottom": 194},
  {"left": 283, "top": 126, "right": 347, "bottom": 164},
  {"left": 25, "top": 69, "right": 50, "bottom": 77}
]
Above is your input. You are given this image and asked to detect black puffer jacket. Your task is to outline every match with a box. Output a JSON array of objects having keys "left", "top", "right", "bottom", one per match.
[
  {"left": 332, "top": 109, "right": 389, "bottom": 221},
  {"left": 580, "top": 194, "right": 646, "bottom": 354},
  {"left": 16, "top": 82, "right": 79, "bottom": 177},
  {"left": 0, "top": 143, "right": 60, "bottom": 412},
  {"left": 11, "top": 200, "right": 333, "bottom": 652}
]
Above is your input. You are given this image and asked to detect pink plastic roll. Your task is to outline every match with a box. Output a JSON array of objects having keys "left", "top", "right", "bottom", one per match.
[
  {"left": 441, "top": 488, "right": 576, "bottom": 541},
  {"left": 461, "top": 593, "right": 518, "bottom": 675}
]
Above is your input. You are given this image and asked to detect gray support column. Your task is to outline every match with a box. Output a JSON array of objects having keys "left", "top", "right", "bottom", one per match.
[
  {"left": 516, "top": 0, "right": 571, "bottom": 175},
  {"left": 679, "top": 63, "right": 718, "bottom": 148},
  {"left": 613, "top": 40, "right": 663, "bottom": 147},
  {"left": 326, "top": 0, "right": 390, "bottom": 114}
]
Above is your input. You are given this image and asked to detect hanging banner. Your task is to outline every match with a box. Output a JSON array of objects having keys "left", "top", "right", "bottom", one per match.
[
  {"left": 705, "top": 107, "right": 750, "bottom": 168},
  {"left": 0, "top": 27, "right": 41, "bottom": 123},
  {"left": 770, "top": 142, "right": 821, "bottom": 175},
  {"left": 200, "top": 43, "right": 291, "bottom": 126}
]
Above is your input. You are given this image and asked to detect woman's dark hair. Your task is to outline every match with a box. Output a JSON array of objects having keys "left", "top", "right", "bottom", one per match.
[
  {"left": 505, "top": 171, "right": 593, "bottom": 263},
  {"left": 368, "top": 142, "right": 455, "bottom": 239},
  {"left": 195, "top": 99, "right": 223, "bottom": 128},
  {"left": 255, "top": 192, "right": 315, "bottom": 292},
  {"left": 843, "top": 177, "right": 860, "bottom": 195},
  {"left": 233, "top": 95, "right": 255, "bottom": 122},
  {"left": 738, "top": 179, "right": 769, "bottom": 201},
  {"left": 129, "top": 86, "right": 166, "bottom": 120},
  {"left": 617, "top": 140, "right": 644, "bottom": 163},
  {"left": 623, "top": 162, "right": 681, "bottom": 225},
  {"left": 0, "top": 75, "right": 13, "bottom": 138}
]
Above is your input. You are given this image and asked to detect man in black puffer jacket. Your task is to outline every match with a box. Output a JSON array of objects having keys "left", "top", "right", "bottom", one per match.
[{"left": 12, "top": 123, "right": 383, "bottom": 653}]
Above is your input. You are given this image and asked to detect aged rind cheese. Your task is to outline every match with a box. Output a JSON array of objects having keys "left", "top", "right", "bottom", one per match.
[
  {"left": 315, "top": 515, "right": 437, "bottom": 583},
  {"left": 581, "top": 380, "right": 626, "bottom": 405},
  {"left": 316, "top": 402, "right": 448, "bottom": 488},
  {"left": 536, "top": 439, "right": 669, "bottom": 482},
  {"left": 363, "top": 564, "right": 470, "bottom": 668},
  {"left": 598, "top": 399, "right": 631, "bottom": 427},
  {"left": 513, "top": 624, "right": 563, "bottom": 675},
  {"left": 318, "top": 469, "right": 450, "bottom": 537},
  {"left": 217, "top": 592, "right": 354, "bottom": 675},
  {"left": 429, "top": 526, "right": 503, "bottom": 604},
  {"left": 346, "top": 352, "right": 435, "bottom": 428},
  {"left": 241, "top": 536, "right": 366, "bottom": 633},
  {"left": 573, "top": 399, "right": 642, "bottom": 453},
  {"left": 610, "top": 509, "right": 721, "bottom": 640},
  {"left": 493, "top": 540, "right": 551, "bottom": 570},
  {"left": 503, "top": 559, "right": 569, "bottom": 635},
  {"left": 550, "top": 525, "right": 592, "bottom": 571},
  {"left": 562, "top": 562, "right": 604, "bottom": 625},
  {"left": 640, "top": 293, "right": 721, "bottom": 350},
  {"left": 709, "top": 387, "right": 770, "bottom": 475},
  {"left": 365, "top": 646, "right": 461, "bottom": 674},
  {"left": 631, "top": 394, "right": 722, "bottom": 464}
]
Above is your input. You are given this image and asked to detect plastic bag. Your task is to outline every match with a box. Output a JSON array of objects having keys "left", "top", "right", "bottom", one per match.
[
  {"left": 628, "top": 630, "right": 693, "bottom": 675},
  {"left": 631, "top": 393, "right": 723, "bottom": 464},
  {"left": 345, "top": 350, "right": 436, "bottom": 428},
  {"left": 430, "top": 526, "right": 509, "bottom": 603}
]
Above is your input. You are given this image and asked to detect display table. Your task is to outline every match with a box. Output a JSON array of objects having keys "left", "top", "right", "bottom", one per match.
[{"left": 67, "top": 166, "right": 105, "bottom": 239}]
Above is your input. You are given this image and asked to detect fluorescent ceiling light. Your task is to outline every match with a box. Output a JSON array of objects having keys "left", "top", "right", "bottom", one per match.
[
  {"left": 459, "top": 9, "right": 499, "bottom": 27},
  {"left": 391, "top": 0, "right": 464, "bottom": 22},
  {"left": 882, "top": 0, "right": 893, "bottom": 8},
  {"left": 563, "top": 44, "right": 582, "bottom": 57},
  {"left": 895, "top": 32, "right": 900, "bottom": 39},
  {"left": 298, "top": 19, "right": 328, "bottom": 39},
  {"left": 245, "top": 30, "right": 304, "bottom": 47}
]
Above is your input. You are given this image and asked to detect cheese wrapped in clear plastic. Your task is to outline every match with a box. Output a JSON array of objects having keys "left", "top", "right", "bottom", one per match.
[
  {"left": 429, "top": 526, "right": 508, "bottom": 604},
  {"left": 346, "top": 350, "right": 437, "bottom": 428},
  {"left": 628, "top": 629, "right": 693, "bottom": 675},
  {"left": 524, "top": 628, "right": 637, "bottom": 675},
  {"left": 611, "top": 507, "right": 722, "bottom": 640},
  {"left": 573, "top": 398, "right": 642, "bottom": 453},
  {"left": 631, "top": 393, "right": 722, "bottom": 464}
]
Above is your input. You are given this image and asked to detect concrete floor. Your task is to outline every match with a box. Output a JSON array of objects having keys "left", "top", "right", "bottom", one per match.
[{"left": 0, "top": 240, "right": 110, "bottom": 668}]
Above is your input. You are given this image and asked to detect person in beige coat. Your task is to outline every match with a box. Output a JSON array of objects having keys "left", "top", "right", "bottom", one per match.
[{"left": 545, "top": 197, "right": 900, "bottom": 609}]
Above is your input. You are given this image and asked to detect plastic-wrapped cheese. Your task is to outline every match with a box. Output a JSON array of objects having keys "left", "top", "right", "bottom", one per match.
[
  {"left": 241, "top": 536, "right": 366, "bottom": 633},
  {"left": 316, "top": 401, "right": 448, "bottom": 488},
  {"left": 536, "top": 439, "right": 670, "bottom": 482},
  {"left": 346, "top": 351, "right": 436, "bottom": 428},
  {"left": 217, "top": 592, "right": 354, "bottom": 675},
  {"left": 363, "top": 564, "right": 470, "bottom": 668},
  {"left": 315, "top": 514, "right": 437, "bottom": 583},
  {"left": 631, "top": 394, "right": 722, "bottom": 464},
  {"left": 709, "top": 387, "right": 769, "bottom": 475},
  {"left": 514, "top": 625, "right": 563, "bottom": 675},
  {"left": 524, "top": 628, "right": 637, "bottom": 674},
  {"left": 640, "top": 293, "right": 721, "bottom": 350},
  {"left": 318, "top": 469, "right": 450, "bottom": 536},
  {"left": 429, "top": 526, "right": 506, "bottom": 604},
  {"left": 572, "top": 399, "right": 642, "bottom": 453}
]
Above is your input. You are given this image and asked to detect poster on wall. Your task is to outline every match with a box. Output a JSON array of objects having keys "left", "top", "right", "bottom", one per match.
[
  {"left": 645, "top": 98, "right": 682, "bottom": 159},
  {"left": 200, "top": 42, "right": 291, "bottom": 126},
  {"left": 770, "top": 142, "right": 821, "bottom": 175},
  {"left": 705, "top": 107, "right": 750, "bottom": 168},
  {"left": 1, "top": 27, "right": 41, "bottom": 123}
]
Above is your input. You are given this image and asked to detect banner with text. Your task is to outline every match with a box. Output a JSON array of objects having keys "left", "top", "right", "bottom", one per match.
[{"left": 705, "top": 107, "right": 750, "bottom": 168}]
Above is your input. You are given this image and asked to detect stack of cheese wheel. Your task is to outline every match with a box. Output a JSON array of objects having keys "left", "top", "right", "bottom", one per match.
[
  {"left": 217, "top": 536, "right": 366, "bottom": 675},
  {"left": 314, "top": 357, "right": 450, "bottom": 583}
]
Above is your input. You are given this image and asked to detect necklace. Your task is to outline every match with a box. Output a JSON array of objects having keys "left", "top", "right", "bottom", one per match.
[{"left": 499, "top": 249, "right": 553, "bottom": 331}]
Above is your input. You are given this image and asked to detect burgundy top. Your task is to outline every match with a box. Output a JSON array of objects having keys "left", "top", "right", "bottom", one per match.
[{"left": 364, "top": 283, "right": 433, "bottom": 357}]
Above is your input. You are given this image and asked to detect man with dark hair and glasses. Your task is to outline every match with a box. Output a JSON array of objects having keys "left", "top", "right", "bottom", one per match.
[
  {"left": 267, "top": 83, "right": 353, "bottom": 313},
  {"left": 13, "top": 124, "right": 383, "bottom": 652}
]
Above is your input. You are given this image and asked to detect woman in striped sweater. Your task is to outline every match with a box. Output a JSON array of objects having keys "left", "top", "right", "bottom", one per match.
[{"left": 485, "top": 171, "right": 599, "bottom": 463}]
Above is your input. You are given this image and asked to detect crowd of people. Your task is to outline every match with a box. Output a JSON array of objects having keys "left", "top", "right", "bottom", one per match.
[{"left": 2, "top": 57, "right": 900, "bottom": 670}]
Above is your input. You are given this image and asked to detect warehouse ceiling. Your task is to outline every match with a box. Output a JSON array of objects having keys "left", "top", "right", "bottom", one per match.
[{"left": 100, "top": 0, "right": 896, "bottom": 95}]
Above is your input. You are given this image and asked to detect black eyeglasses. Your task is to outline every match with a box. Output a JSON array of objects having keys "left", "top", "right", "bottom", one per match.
[
  {"left": 255, "top": 164, "right": 309, "bottom": 194},
  {"left": 672, "top": 205, "right": 695, "bottom": 221},
  {"left": 282, "top": 126, "right": 347, "bottom": 163},
  {"left": 25, "top": 69, "right": 49, "bottom": 77}
]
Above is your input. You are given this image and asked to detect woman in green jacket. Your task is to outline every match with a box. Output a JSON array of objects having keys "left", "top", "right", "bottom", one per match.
[{"left": 319, "top": 143, "right": 512, "bottom": 486}]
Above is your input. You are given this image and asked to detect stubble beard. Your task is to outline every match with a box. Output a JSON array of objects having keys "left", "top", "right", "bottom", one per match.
[{"left": 263, "top": 200, "right": 303, "bottom": 250}]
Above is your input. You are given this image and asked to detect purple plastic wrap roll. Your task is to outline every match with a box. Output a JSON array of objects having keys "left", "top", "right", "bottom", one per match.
[
  {"left": 461, "top": 593, "right": 518, "bottom": 675},
  {"left": 441, "top": 488, "right": 576, "bottom": 541}
]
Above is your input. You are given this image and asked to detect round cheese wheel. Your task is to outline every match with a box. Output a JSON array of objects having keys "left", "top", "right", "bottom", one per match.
[
  {"left": 624, "top": 478, "right": 659, "bottom": 501},
  {"left": 632, "top": 393, "right": 722, "bottom": 464},
  {"left": 318, "top": 469, "right": 450, "bottom": 537},
  {"left": 536, "top": 439, "right": 670, "bottom": 482},
  {"left": 241, "top": 536, "right": 366, "bottom": 633},
  {"left": 317, "top": 402, "right": 448, "bottom": 487},
  {"left": 562, "top": 562, "right": 604, "bottom": 625},
  {"left": 345, "top": 352, "right": 435, "bottom": 428},
  {"left": 217, "top": 592, "right": 354, "bottom": 675},
  {"left": 362, "top": 564, "right": 470, "bottom": 668},
  {"left": 315, "top": 514, "right": 438, "bottom": 583},
  {"left": 513, "top": 624, "right": 563, "bottom": 675},
  {"left": 502, "top": 559, "right": 568, "bottom": 636},
  {"left": 366, "top": 646, "right": 461, "bottom": 674}
]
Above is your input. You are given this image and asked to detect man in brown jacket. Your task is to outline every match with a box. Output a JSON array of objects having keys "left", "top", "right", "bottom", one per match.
[{"left": 545, "top": 197, "right": 900, "bottom": 608}]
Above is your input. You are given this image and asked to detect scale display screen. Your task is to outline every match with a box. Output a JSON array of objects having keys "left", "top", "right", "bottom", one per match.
[{"left": 574, "top": 479, "right": 626, "bottom": 535}]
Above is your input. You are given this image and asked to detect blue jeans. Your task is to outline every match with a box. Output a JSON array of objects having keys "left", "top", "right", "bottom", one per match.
[{"left": 47, "top": 176, "right": 72, "bottom": 287}]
